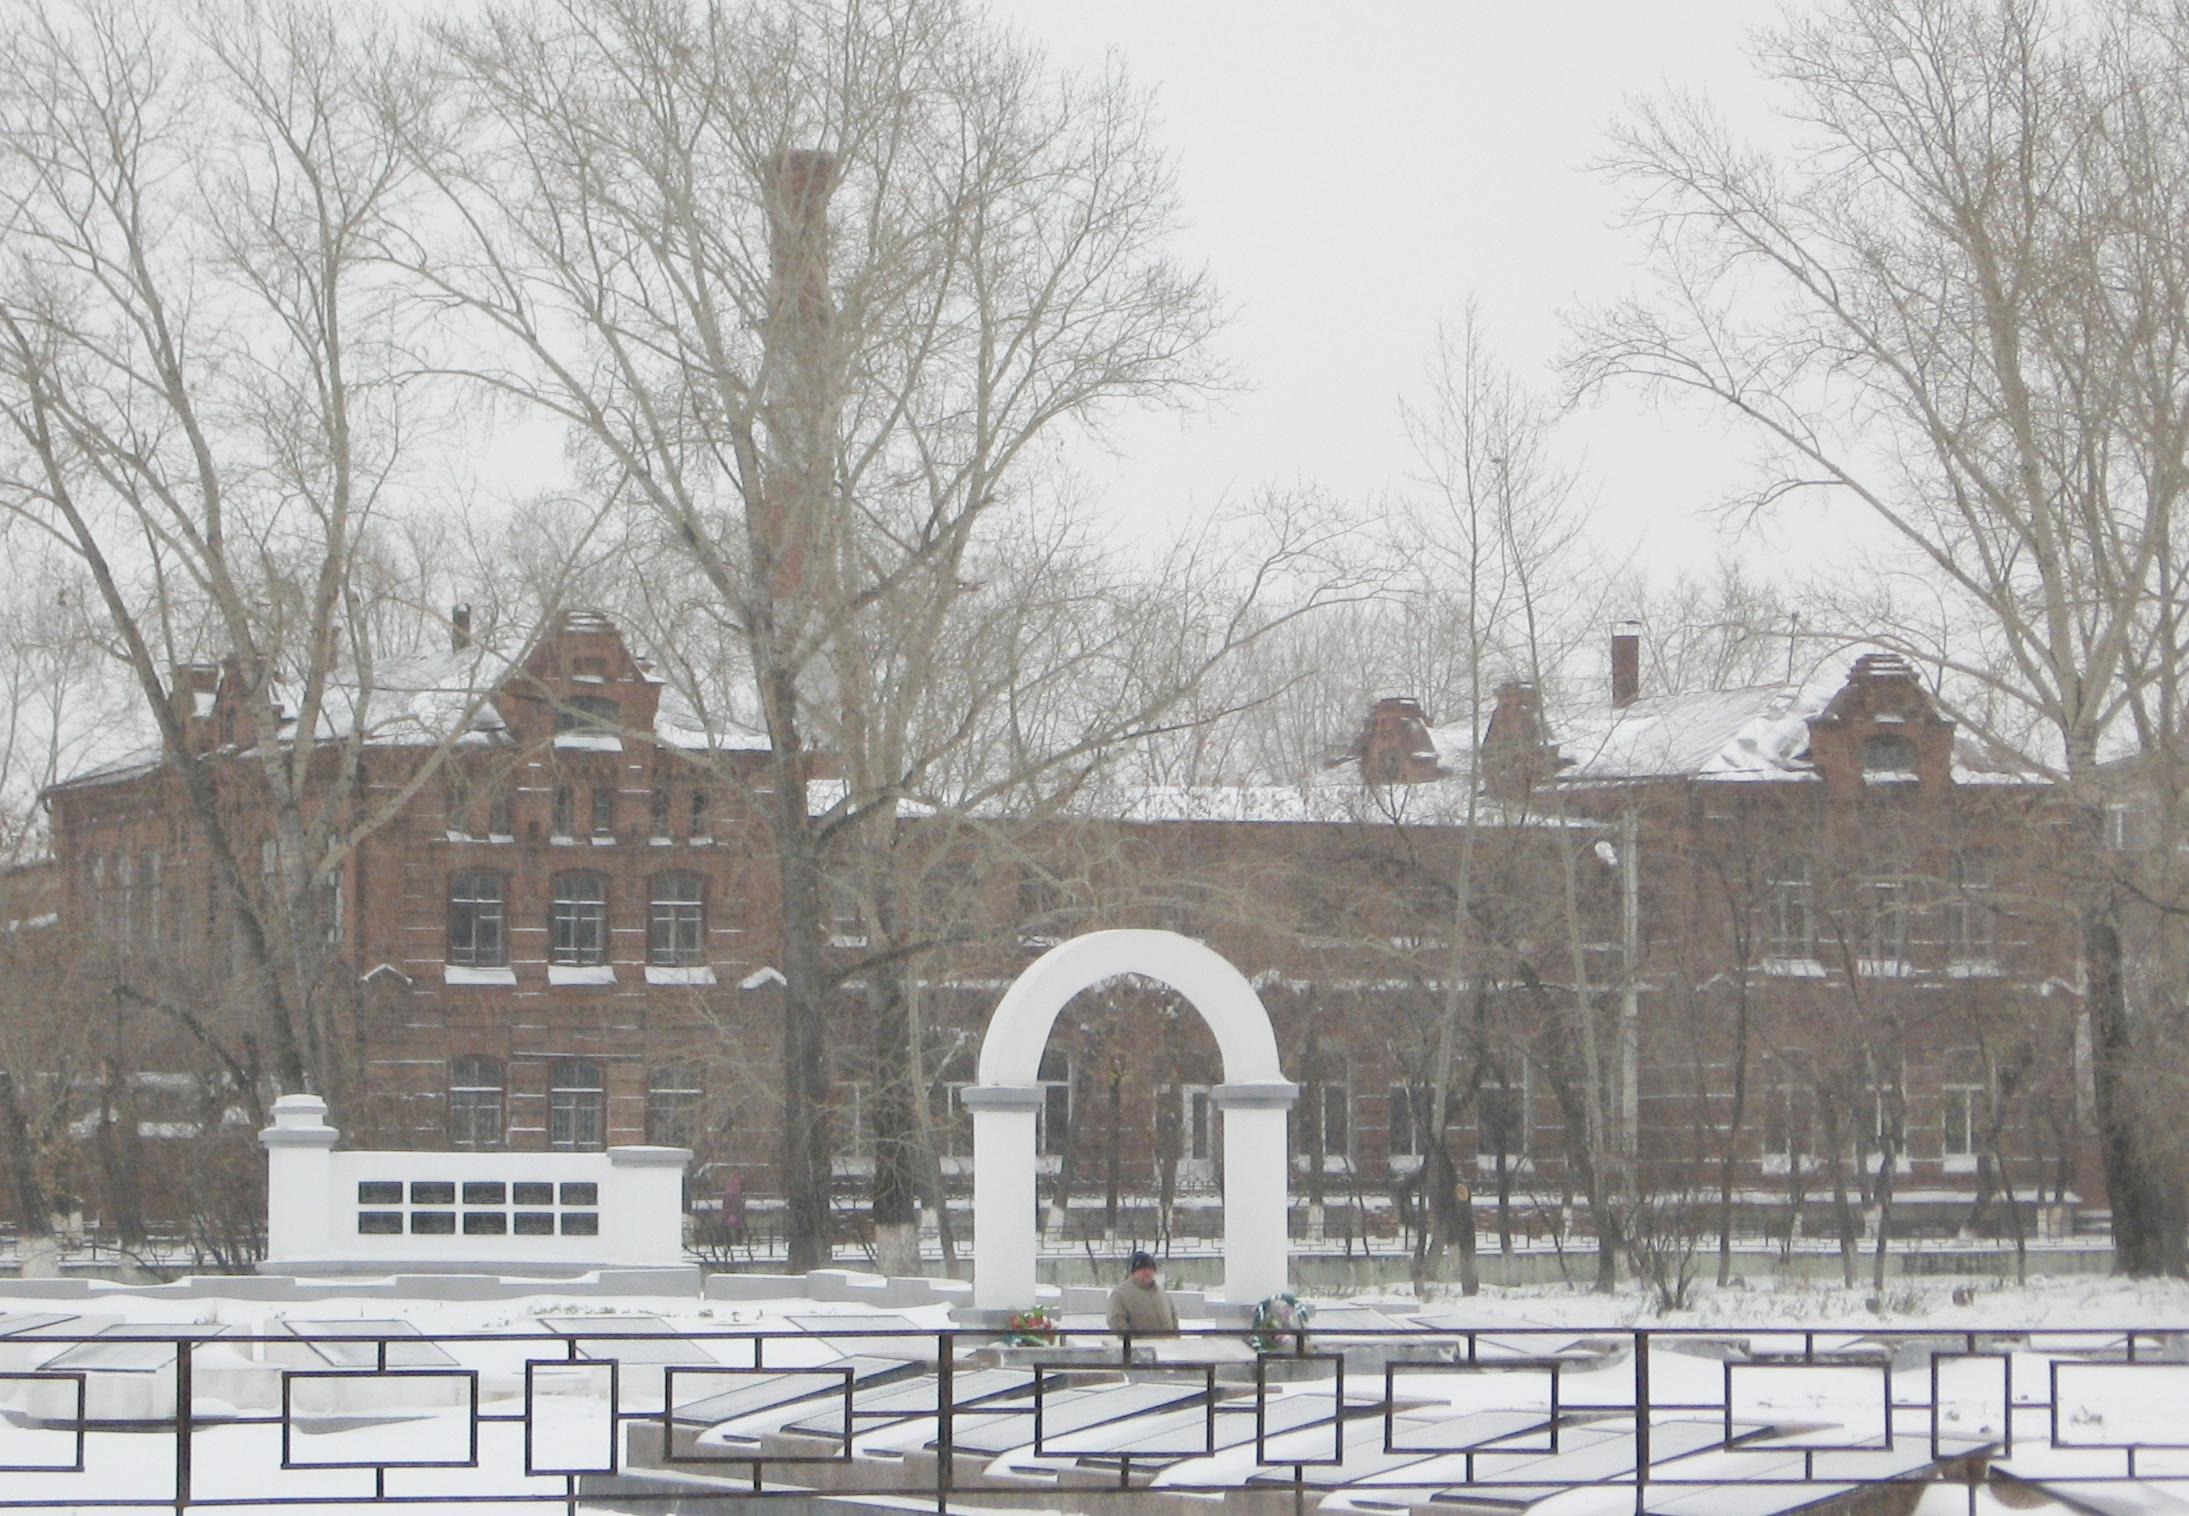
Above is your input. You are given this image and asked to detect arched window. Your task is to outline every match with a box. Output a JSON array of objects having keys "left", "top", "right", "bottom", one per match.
[
  {"left": 448, "top": 871, "right": 508, "bottom": 966},
  {"left": 649, "top": 872, "right": 706, "bottom": 966},
  {"left": 551, "top": 872, "right": 607, "bottom": 965},
  {"left": 549, "top": 1059, "right": 606, "bottom": 1151},
  {"left": 1765, "top": 853, "right": 1814, "bottom": 958},
  {"left": 1862, "top": 733, "right": 1918, "bottom": 777},
  {"left": 448, "top": 1056, "right": 505, "bottom": 1149}
]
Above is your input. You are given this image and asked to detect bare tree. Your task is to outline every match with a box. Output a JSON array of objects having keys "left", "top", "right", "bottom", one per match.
[
  {"left": 1385, "top": 305, "right": 1631, "bottom": 1289},
  {"left": 389, "top": 0, "right": 1413, "bottom": 1271},
  {"left": 1571, "top": 0, "right": 2189, "bottom": 1273},
  {"left": 0, "top": 0, "right": 497, "bottom": 1118}
]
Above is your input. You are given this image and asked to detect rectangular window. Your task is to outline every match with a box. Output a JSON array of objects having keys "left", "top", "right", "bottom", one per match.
[
  {"left": 591, "top": 785, "right": 615, "bottom": 838},
  {"left": 651, "top": 786, "right": 672, "bottom": 838},
  {"left": 447, "top": 873, "right": 507, "bottom": 967},
  {"left": 551, "top": 874, "right": 607, "bottom": 965},
  {"left": 1476, "top": 1075, "right": 1528, "bottom": 1162},
  {"left": 448, "top": 1056, "right": 505, "bottom": 1150},
  {"left": 1296, "top": 1079, "right": 1351, "bottom": 1160},
  {"left": 1861, "top": 868, "right": 1910, "bottom": 964},
  {"left": 1766, "top": 854, "right": 1813, "bottom": 958},
  {"left": 647, "top": 1064, "right": 705, "bottom": 1147},
  {"left": 549, "top": 1061, "right": 607, "bottom": 1151},
  {"left": 829, "top": 883, "right": 866, "bottom": 947},
  {"left": 1035, "top": 1050, "right": 1070, "bottom": 1158},
  {"left": 556, "top": 695, "right": 619, "bottom": 732},
  {"left": 690, "top": 788, "right": 712, "bottom": 840},
  {"left": 1388, "top": 1085, "right": 1422, "bottom": 1159},
  {"left": 487, "top": 786, "right": 513, "bottom": 839},
  {"left": 648, "top": 874, "right": 706, "bottom": 966},
  {"left": 552, "top": 786, "right": 575, "bottom": 838},
  {"left": 1942, "top": 1084, "right": 1984, "bottom": 1160},
  {"left": 1949, "top": 853, "right": 1995, "bottom": 960},
  {"left": 1762, "top": 1083, "right": 1813, "bottom": 1166}
]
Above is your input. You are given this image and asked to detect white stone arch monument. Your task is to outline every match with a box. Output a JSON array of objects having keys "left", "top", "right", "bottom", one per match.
[{"left": 966, "top": 929, "right": 1297, "bottom": 1308}]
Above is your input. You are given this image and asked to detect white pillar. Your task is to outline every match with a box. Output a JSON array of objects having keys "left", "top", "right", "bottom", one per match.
[
  {"left": 965, "top": 1084, "right": 1045, "bottom": 1310},
  {"left": 259, "top": 1093, "right": 339, "bottom": 1271},
  {"left": 605, "top": 1146, "right": 693, "bottom": 1266},
  {"left": 1214, "top": 1081, "right": 1298, "bottom": 1304}
]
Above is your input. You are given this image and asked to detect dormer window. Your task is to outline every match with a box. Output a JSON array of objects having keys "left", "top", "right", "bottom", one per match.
[{"left": 1862, "top": 733, "right": 1918, "bottom": 780}]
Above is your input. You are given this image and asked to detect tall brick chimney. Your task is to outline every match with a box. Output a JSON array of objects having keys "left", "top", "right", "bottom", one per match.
[
  {"left": 1611, "top": 620, "right": 1641, "bottom": 708},
  {"left": 758, "top": 148, "right": 838, "bottom": 600}
]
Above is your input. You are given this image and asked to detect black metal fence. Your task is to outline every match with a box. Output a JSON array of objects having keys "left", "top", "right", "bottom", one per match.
[{"left": 1, "top": 1323, "right": 2182, "bottom": 1514}]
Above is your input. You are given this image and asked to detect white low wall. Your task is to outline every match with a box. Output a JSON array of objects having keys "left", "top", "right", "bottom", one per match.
[{"left": 259, "top": 1094, "right": 690, "bottom": 1273}]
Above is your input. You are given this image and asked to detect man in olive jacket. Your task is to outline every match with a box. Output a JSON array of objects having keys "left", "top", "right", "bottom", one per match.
[{"left": 1106, "top": 1250, "right": 1179, "bottom": 1335}]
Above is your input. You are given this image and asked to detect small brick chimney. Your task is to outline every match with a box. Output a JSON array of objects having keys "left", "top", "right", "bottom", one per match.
[
  {"left": 1482, "top": 680, "right": 1558, "bottom": 799},
  {"left": 1611, "top": 621, "right": 1641, "bottom": 708},
  {"left": 170, "top": 664, "right": 223, "bottom": 756},
  {"left": 1356, "top": 696, "right": 1442, "bottom": 785}
]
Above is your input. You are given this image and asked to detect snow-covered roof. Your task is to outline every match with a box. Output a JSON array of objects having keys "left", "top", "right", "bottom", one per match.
[
  {"left": 1551, "top": 683, "right": 1829, "bottom": 784},
  {"left": 1426, "top": 674, "right": 2043, "bottom": 790},
  {"left": 272, "top": 645, "right": 517, "bottom": 748},
  {"left": 50, "top": 634, "right": 771, "bottom": 797}
]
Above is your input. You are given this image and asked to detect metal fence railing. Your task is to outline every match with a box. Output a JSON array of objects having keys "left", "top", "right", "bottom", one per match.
[{"left": 1, "top": 1323, "right": 2181, "bottom": 1514}]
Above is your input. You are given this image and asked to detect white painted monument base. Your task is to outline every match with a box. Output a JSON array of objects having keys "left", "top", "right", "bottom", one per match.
[
  {"left": 259, "top": 1094, "right": 692, "bottom": 1276},
  {"left": 969, "top": 931, "right": 1297, "bottom": 1309}
]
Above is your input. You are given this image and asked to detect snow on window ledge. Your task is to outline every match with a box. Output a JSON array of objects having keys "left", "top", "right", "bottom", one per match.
[
  {"left": 1942, "top": 1153, "right": 1979, "bottom": 1175},
  {"left": 553, "top": 731, "right": 623, "bottom": 752},
  {"left": 645, "top": 965, "right": 717, "bottom": 986},
  {"left": 1856, "top": 958, "right": 1914, "bottom": 978},
  {"left": 1761, "top": 956, "right": 1827, "bottom": 978},
  {"left": 548, "top": 964, "right": 615, "bottom": 986},
  {"left": 444, "top": 964, "right": 515, "bottom": 986},
  {"left": 1474, "top": 1154, "right": 1534, "bottom": 1174},
  {"left": 1947, "top": 958, "right": 2003, "bottom": 978}
]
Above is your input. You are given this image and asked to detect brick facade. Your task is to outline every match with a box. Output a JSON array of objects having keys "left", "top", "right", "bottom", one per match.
[{"left": 25, "top": 612, "right": 2102, "bottom": 1245}]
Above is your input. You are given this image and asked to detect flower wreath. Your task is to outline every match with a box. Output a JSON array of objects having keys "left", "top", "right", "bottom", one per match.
[
  {"left": 1004, "top": 1304, "right": 1058, "bottom": 1347},
  {"left": 1247, "top": 1291, "right": 1313, "bottom": 1355}
]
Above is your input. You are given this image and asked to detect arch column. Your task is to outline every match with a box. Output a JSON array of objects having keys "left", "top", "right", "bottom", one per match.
[
  {"left": 1214, "top": 1081, "right": 1299, "bottom": 1304},
  {"left": 965, "top": 1085, "right": 1046, "bottom": 1309}
]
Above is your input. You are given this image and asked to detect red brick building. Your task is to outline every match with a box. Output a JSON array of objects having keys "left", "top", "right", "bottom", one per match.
[{"left": 26, "top": 613, "right": 2100, "bottom": 1248}]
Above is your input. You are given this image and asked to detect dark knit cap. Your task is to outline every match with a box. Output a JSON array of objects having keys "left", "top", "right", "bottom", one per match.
[{"left": 1128, "top": 1250, "right": 1156, "bottom": 1272}]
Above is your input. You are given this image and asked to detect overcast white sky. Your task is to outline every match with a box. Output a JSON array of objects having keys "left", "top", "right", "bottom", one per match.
[{"left": 1003, "top": 0, "right": 1867, "bottom": 587}]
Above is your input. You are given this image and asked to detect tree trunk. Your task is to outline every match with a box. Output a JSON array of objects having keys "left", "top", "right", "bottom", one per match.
[
  {"left": 1870, "top": 1140, "right": 1897, "bottom": 1295},
  {"left": 770, "top": 757, "right": 834, "bottom": 1272},
  {"left": 1719, "top": 984, "right": 1751, "bottom": 1286},
  {"left": 2085, "top": 916, "right": 2183, "bottom": 1276}
]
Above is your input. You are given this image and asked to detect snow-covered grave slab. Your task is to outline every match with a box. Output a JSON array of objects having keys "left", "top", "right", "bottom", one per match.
[
  {"left": 786, "top": 1311, "right": 934, "bottom": 1361},
  {"left": 1239, "top": 1410, "right": 1565, "bottom": 1490},
  {"left": 267, "top": 1318, "right": 458, "bottom": 1369},
  {"left": 30, "top": 1324, "right": 232, "bottom": 1420}
]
